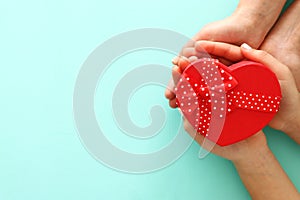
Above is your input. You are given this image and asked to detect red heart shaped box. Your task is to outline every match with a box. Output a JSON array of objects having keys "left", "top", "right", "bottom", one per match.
[{"left": 176, "top": 59, "right": 282, "bottom": 146}]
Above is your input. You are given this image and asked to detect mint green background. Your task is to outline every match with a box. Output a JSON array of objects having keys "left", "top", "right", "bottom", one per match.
[{"left": 0, "top": 0, "right": 299, "bottom": 199}]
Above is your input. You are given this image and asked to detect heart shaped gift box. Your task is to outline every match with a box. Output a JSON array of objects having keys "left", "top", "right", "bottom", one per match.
[{"left": 175, "top": 58, "right": 282, "bottom": 146}]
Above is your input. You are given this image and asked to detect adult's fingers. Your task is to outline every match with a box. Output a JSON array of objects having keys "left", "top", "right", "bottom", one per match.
[{"left": 195, "top": 41, "right": 244, "bottom": 62}]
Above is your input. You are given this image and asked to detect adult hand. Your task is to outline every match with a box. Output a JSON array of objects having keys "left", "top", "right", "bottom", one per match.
[{"left": 166, "top": 0, "right": 287, "bottom": 105}]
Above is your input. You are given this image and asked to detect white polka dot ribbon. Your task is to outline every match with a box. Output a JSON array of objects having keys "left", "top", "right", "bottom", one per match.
[
  {"left": 175, "top": 58, "right": 281, "bottom": 136},
  {"left": 228, "top": 91, "right": 280, "bottom": 113}
]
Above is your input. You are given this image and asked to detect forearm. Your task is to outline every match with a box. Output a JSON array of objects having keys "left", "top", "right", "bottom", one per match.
[
  {"left": 233, "top": 145, "right": 299, "bottom": 200},
  {"left": 283, "top": 105, "right": 300, "bottom": 144},
  {"left": 233, "top": 0, "right": 287, "bottom": 39}
]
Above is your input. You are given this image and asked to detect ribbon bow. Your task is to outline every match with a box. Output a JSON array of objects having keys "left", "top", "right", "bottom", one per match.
[{"left": 175, "top": 58, "right": 281, "bottom": 136}]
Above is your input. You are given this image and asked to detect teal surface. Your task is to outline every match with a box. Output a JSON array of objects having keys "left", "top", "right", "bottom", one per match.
[
  {"left": 1, "top": 0, "right": 299, "bottom": 200},
  {"left": 283, "top": 0, "right": 295, "bottom": 12}
]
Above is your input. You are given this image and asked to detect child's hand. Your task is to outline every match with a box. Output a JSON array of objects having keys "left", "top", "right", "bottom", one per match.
[
  {"left": 193, "top": 41, "right": 300, "bottom": 144},
  {"left": 184, "top": 118, "right": 268, "bottom": 162},
  {"left": 240, "top": 43, "right": 300, "bottom": 143}
]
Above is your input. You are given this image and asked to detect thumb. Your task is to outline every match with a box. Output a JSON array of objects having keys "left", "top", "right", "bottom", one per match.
[{"left": 240, "top": 43, "right": 289, "bottom": 80}]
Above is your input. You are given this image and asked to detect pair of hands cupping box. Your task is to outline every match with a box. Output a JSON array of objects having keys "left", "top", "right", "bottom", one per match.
[{"left": 175, "top": 58, "right": 282, "bottom": 146}]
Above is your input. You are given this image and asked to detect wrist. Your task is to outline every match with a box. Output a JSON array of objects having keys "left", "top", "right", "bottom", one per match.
[
  {"left": 232, "top": 143, "right": 272, "bottom": 172},
  {"left": 233, "top": 0, "right": 285, "bottom": 24},
  {"left": 232, "top": 142, "right": 300, "bottom": 199},
  {"left": 231, "top": 0, "right": 286, "bottom": 47},
  {"left": 234, "top": 8, "right": 269, "bottom": 30},
  {"left": 284, "top": 114, "right": 300, "bottom": 134},
  {"left": 220, "top": 131, "right": 269, "bottom": 163},
  {"left": 281, "top": 98, "right": 300, "bottom": 143},
  {"left": 230, "top": 9, "right": 268, "bottom": 47}
]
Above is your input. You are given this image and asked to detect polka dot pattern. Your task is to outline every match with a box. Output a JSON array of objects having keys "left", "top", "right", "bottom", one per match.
[
  {"left": 228, "top": 91, "right": 280, "bottom": 113},
  {"left": 175, "top": 58, "right": 281, "bottom": 138}
]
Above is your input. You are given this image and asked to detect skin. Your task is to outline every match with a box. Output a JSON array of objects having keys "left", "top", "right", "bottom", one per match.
[
  {"left": 165, "top": 0, "right": 290, "bottom": 105},
  {"left": 260, "top": 0, "right": 300, "bottom": 91},
  {"left": 190, "top": 0, "right": 286, "bottom": 47},
  {"left": 178, "top": 0, "right": 287, "bottom": 59},
  {"left": 182, "top": 43, "right": 300, "bottom": 199},
  {"left": 192, "top": 41, "right": 300, "bottom": 144},
  {"left": 165, "top": 1, "right": 300, "bottom": 198},
  {"left": 166, "top": 0, "right": 300, "bottom": 139}
]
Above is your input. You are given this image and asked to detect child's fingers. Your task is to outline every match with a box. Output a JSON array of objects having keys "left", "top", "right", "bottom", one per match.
[
  {"left": 165, "top": 65, "right": 180, "bottom": 100},
  {"left": 182, "top": 48, "right": 198, "bottom": 58},
  {"left": 168, "top": 58, "right": 190, "bottom": 106},
  {"left": 195, "top": 41, "right": 244, "bottom": 62},
  {"left": 182, "top": 39, "right": 196, "bottom": 49},
  {"left": 172, "top": 56, "right": 179, "bottom": 65},
  {"left": 177, "top": 56, "right": 191, "bottom": 72},
  {"left": 217, "top": 57, "right": 233, "bottom": 66},
  {"left": 169, "top": 98, "right": 177, "bottom": 108},
  {"left": 181, "top": 48, "right": 211, "bottom": 59},
  {"left": 172, "top": 65, "right": 182, "bottom": 87},
  {"left": 189, "top": 56, "right": 198, "bottom": 62},
  {"left": 240, "top": 43, "right": 291, "bottom": 80},
  {"left": 165, "top": 87, "right": 175, "bottom": 99}
]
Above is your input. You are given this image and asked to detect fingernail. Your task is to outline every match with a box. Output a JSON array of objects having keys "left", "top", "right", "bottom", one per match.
[
  {"left": 181, "top": 56, "right": 189, "bottom": 61},
  {"left": 172, "top": 57, "right": 179, "bottom": 64},
  {"left": 241, "top": 43, "right": 252, "bottom": 50},
  {"left": 189, "top": 56, "right": 198, "bottom": 62}
]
